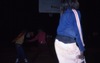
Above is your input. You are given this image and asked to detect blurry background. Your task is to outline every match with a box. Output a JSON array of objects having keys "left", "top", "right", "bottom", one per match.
[
  {"left": 0, "top": 0, "right": 100, "bottom": 48},
  {"left": 0, "top": 0, "right": 100, "bottom": 63}
]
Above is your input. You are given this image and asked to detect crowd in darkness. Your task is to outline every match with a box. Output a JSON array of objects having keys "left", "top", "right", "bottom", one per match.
[{"left": 0, "top": 0, "right": 99, "bottom": 49}]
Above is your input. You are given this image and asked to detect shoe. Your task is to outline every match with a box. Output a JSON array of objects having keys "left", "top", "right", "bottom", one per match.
[
  {"left": 24, "top": 58, "right": 29, "bottom": 63},
  {"left": 15, "top": 58, "right": 19, "bottom": 63}
]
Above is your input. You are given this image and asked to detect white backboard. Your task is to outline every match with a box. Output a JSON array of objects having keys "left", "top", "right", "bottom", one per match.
[{"left": 39, "top": 0, "right": 61, "bottom": 13}]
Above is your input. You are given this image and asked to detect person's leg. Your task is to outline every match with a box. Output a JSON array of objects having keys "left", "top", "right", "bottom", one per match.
[
  {"left": 20, "top": 45, "right": 29, "bottom": 63},
  {"left": 15, "top": 44, "right": 29, "bottom": 63},
  {"left": 33, "top": 43, "right": 41, "bottom": 62},
  {"left": 15, "top": 44, "right": 21, "bottom": 63}
]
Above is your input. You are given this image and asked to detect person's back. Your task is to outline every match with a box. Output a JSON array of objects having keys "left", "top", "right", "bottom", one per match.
[
  {"left": 57, "top": 8, "right": 79, "bottom": 38},
  {"left": 15, "top": 32, "right": 25, "bottom": 44},
  {"left": 54, "top": 0, "right": 86, "bottom": 63},
  {"left": 36, "top": 30, "right": 46, "bottom": 44}
]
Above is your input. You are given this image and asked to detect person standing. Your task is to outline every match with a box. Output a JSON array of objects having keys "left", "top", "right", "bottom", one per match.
[
  {"left": 28, "top": 29, "right": 47, "bottom": 62},
  {"left": 12, "top": 30, "right": 29, "bottom": 63},
  {"left": 54, "top": 0, "right": 86, "bottom": 63}
]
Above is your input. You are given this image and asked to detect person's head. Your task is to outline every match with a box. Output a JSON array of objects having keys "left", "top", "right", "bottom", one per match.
[
  {"left": 61, "top": 0, "right": 79, "bottom": 11},
  {"left": 26, "top": 32, "right": 34, "bottom": 38}
]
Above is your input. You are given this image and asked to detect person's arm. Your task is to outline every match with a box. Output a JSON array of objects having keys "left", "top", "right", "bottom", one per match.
[
  {"left": 28, "top": 34, "right": 38, "bottom": 42},
  {"left": 74, "top": 11, "right": 85, "bottom": 59},
  {"left": 75, "top": 33, "right": 85, "bottom": 59}
]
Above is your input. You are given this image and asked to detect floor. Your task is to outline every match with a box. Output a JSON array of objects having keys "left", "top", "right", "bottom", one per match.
[{"left": 0, "top": 40, "right": 100, "bottom": 63}]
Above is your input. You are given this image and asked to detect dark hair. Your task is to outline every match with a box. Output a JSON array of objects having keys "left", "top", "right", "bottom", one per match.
[{"left": 61, "top": 0, "right": 79, "bottom": 11}]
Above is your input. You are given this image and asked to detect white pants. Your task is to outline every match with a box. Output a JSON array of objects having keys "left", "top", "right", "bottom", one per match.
[{"left": 54, "top": 39, "right": 86, "bottom": 63}]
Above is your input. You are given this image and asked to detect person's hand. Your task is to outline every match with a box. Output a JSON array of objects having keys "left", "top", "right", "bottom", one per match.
[
  {"left": 28, "top": 40, "right": 33, "bottom": 42},
  {"left": 78, "top": 52, "right": 85, "bottom": 59}
]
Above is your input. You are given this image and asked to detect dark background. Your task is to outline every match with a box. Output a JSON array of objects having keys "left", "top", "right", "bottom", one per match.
[
  {"left": 0, "top": 0, "right": 100, "bottom": 63},
  {"left": 0, "top": 0, "right": 100, "bottom": 48}
]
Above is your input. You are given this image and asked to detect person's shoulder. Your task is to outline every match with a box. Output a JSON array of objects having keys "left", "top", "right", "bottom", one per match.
[
  {"left": 64, "top": 9, "right": 74, "bottom": 16},
  {"left": 76, "top": 9, "right": 81, "bottom": 13},
  {"left": 63, "top": 9, "right": 71, "bottom": 14},
  {"left": 76, "top": 10, "right": 81, "bottom": 16}
]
